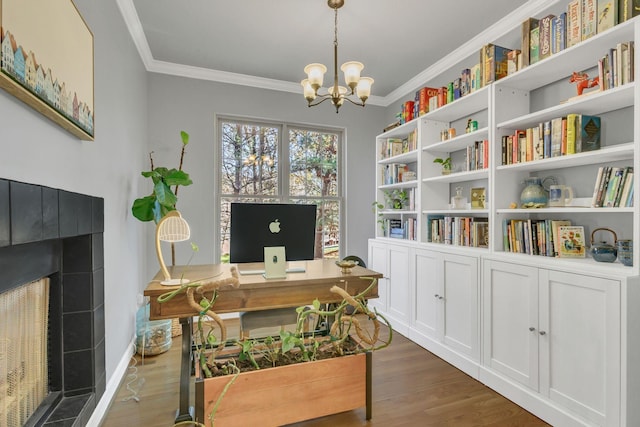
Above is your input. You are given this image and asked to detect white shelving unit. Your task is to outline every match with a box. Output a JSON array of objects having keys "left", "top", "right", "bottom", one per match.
[{"left": 370, "top": 3, "right": 640, "bottom": 426}]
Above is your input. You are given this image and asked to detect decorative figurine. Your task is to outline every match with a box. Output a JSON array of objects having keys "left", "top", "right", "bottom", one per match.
[{"left": 569, "top": 71, "right": 600, "bottom": 96}]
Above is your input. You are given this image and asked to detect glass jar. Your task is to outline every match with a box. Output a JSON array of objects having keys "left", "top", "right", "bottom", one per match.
[
  {"left": 520, "top": 177, "right": 548, "bottom": 208},
  {"left": 451, "top": 186, "right": 467, "bottom": 209}
]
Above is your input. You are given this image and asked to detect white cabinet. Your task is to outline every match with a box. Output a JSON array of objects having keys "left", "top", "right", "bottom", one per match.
[
  {"left": 367, "top": 239, "right": 411, "bottom": 334},
  {"left": 411, "top": 247, "right": 479, "bottom": 375},
  {"left": 483, "top": 260, "right": 621, "bottom": 426}
]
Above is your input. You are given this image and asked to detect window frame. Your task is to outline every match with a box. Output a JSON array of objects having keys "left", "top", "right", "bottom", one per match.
[{"left": 213, "top": 114, "right": 345, "bottom": 262}]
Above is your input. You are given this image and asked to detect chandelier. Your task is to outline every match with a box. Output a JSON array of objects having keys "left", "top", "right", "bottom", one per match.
[{"left": 301, "top": 0, "right": 374, "bottom": 113}]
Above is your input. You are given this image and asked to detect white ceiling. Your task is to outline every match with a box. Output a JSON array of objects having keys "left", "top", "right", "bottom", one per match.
[{"left": 120, "top": 0, "right": 532, "bottom": 105}]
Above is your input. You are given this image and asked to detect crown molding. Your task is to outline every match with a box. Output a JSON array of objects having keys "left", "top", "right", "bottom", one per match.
[{"left": 118, "top": 0, "right": 556, "bottom": 108}]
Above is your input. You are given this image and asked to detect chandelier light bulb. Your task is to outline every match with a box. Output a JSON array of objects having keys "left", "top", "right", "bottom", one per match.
[
  {"left": 301, "top": 79, "right": 316, "bottom": 101},
  {"left": 341, "top": 61, "right": 364, "bottom": 90},
  {"left": 356, "top": 77, "right": 374, "bottom": 102},
  {"left": 304, "top": 63, "right": 327, "bottom": 89}
]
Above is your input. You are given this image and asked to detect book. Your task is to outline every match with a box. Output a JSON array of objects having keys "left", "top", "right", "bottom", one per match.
[
  {"left": 618, "top": 169, "right": 634, "bottom": 207},
  {"left": 567, "top": 0, "right": 583, "bottom": 48},
  {"left": 418, "top": 87, "right": 438, "bottom": 116},
  {"left": 597, "top": 0, "right": 618, "bottom": 32},
  {"left": 557, "top": 225, "right": 586, "bottom": 258},
  {"left": 551, "top": 117, "right": 563, "bottom": 157},
  {"left": 473, "top": 221, "right": 489, "bottom": 248},
  {"left": 591, "top": 166, "right": 606, "bottom": 207},
  {"left": 582, "top": 0, "right": 598, "bottom": 41},
  {"left": 595, "top": 166, "right": 613, "bottom": 207},
  {"left": 521, "top": 18, "right": 539, "bottom": 67},
  {"left": 470, "top": 63, "right": 482, "bottom": 92},
  {"left": 542, "top": 121, "right": 552, "bottom": 159},
  {"left": 565, "top": 113, "right": 580, "bottom": 154},
  {"left": 552, "top": 13, "right": 567, "bottom": 54},
  {"left": 551, "top": 220, "right": 572, "bottom": 256},
  {"left": 530, "top": 26, "right": 540, "bottom": 65},
  {"left": 619, "top": 0, "right": 640, "bottom": 22},
  {"left": 603, "top": 166, "right": 625, "bottom": 207},
  {"left": 507, "top": 50, "right": 520, "bottom": 75},
  {"left": 539, "top": 15, "right": 555, "bottom": 60},
  {"left": 561, "top": 117, "right": 568, "bottom": 155},
  {"left": 579, "top": 115, "right": 601, "bottom": 152},
  {"left": 613, "top": 166, "right": 632, "bottom": 206},
  {"left": 482, "top": 44, "right": 511, "bottom": 85}
]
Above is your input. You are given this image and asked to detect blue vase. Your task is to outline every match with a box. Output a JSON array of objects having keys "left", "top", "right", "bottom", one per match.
[{"left": 520, "top": 177, "right": 548, "bottom": 208}]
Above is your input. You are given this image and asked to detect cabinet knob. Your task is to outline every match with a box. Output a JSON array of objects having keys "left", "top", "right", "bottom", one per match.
[
  {"left": 434, "top": 294, "right": 439, "bottom": 299},
  {"left": 539, "top": 331, "right": 546, "bottom": 336},
  {"left": 438, "top": 296, "right": 444, "bottom": 300},
  {"left": 529, "top": 327, "right": 536, "bottom": 332}
]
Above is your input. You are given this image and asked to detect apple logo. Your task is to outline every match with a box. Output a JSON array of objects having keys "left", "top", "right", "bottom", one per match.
[{"left": 269, "top": 219, "right": 281, "bottom": 233}]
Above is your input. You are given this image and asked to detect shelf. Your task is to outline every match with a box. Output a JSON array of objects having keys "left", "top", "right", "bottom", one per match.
[
  {"left": 495, "top": 19, "right": 636, "bottom": 91},
  {"left": 378, "top": 181, "right": 418, "bottom": 190},
  {"left": 380, "top": 209, "right": 417, "bottom": 215},
  {"left": 423, "top": 209, "right": 489, "bottom": 215},
  {"left": 423, "top": 127, "right": 490, "bottom": 153},
  {"left": 378, "top": 149, "right": 418, "bottom": 165},
  {"left": 422, "top": 169, "right": 488, "bottom": 183},
  {"left": 496, "top": 143, "right": 634, "bottom": 171},
  {"left": 423, "top": 86, "right": 490, "bottom": 122},
  {"left": 377, "top": 118, "right": 418, "bottom": 139},
  {"left": 497, "top": 84, "right": 634, "bottom": 129},
  {"left": 497, "top": 207, "right": 634, "bottom": 214}
]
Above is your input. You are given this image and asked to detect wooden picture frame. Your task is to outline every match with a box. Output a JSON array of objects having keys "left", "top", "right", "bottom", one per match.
[{"left": 0, "top": 0, "right": 94, "bottom": 140}]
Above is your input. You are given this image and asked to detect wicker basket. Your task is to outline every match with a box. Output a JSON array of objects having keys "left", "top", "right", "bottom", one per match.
[{"left": 171, "top": 318, "right": 182, "bottom": 337}]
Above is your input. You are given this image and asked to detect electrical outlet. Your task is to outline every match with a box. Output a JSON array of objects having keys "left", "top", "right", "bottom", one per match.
[{"left": 136, "top": 293, "right": 147, "bottom": 306}]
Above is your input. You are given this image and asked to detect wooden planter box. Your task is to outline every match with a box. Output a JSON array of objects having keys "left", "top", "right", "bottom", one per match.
[{"left": 195, "top": 352, "right": 372, "bottom": 426}]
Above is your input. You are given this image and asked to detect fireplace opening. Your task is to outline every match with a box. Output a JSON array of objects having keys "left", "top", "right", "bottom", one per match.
[
  {"left": 0, "top": 179, "right": 105, "bottom": 427},
  {"left": 0, "top": 278, "right": 50, "bottom": 426}
]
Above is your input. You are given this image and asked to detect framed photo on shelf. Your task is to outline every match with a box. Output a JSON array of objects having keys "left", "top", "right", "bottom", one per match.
[
  {"left": 557, "top": 225, "right": 586, "bottom": 258},
  {"left": 0, "top": 0, "right": 94, "bottom": 140},
  {"left": 471, "top": 187, "right": 486, "bottom": 209}
]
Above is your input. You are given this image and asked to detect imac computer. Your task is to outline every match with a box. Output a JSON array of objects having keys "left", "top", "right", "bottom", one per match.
[{"left": 229, "top": 202, "right": 317, "bottom": 265}]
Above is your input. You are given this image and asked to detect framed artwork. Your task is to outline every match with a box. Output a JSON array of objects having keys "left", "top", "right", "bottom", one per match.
[
  {"left": 471, "top": 187, "right": 486, "bottom": 209},
  {"left": 0, "top": 0, "right": 94, "bottom": 140}
]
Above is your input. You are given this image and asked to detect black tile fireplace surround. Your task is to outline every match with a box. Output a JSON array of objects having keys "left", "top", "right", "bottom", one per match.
[{"left": 0, "top": 179, "right": 105, "bottom": 427}]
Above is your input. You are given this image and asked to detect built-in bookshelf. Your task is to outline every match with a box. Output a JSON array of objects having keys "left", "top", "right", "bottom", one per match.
[{"left": 371, "top": 3, "right": 640, "bottom": 426}]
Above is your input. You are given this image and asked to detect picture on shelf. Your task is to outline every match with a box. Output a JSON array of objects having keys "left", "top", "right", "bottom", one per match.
[
  {"left": 471, "top": 187, "right": 486, "bottom": 209},
  {"left": 557, "top": 225, "right": 586, "bottom": 258}
]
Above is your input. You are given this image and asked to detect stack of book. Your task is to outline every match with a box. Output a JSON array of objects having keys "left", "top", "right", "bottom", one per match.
[
  {"left": 591, "top": 165, "right": 634, "bottom": 207},
  {"left": 501, "top": 114, "right": 601, "bottom": 165},
  {"left": 502, "top": 218, "right": 581, "bottom": 257},
  {"left": 427, "top": 215, "right": 489, "bottom": 248},
  {"left": 466, "top": 140, "right": 490, "bottom": 171}
]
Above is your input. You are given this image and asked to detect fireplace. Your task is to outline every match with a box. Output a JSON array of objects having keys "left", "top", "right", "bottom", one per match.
[{"left": 0, "top": 179, "right": 104, "bottom": 427}]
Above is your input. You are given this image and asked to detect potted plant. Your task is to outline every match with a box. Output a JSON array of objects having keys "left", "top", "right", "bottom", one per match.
[
  {"left": 384, "top": 188, "right": 409, "bottom": 209},
  {"left": 161, "top": 271, "right": 391, "bottom": 427},
  {"left": 131, "top": 131, "right": 193, "bottom": 223},
  {"left": 433, "top": 157, "right": 452, "bottom": 175}
]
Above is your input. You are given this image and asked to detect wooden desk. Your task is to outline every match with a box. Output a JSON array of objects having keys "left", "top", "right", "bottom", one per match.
[
  {"left": 144, "top": 259, "right": 381, "bottom": 320},
  {"left": 143, "top": 259, "right": 381, "bottom": 423}
]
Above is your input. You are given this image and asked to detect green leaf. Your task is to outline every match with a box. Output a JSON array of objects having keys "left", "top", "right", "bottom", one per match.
[
  {"left": 312, "top": 299, "right": 321, "bottom": 310},
  {"left": 181, "top": 131, "right": 189, "bottom": 146},
  {"left": 164, "top": 169, "right": 193, "bottom": 187},
  {"left": 154, "top": 181, "right": 178, "bottom": 208},
  {"left": 131, "top": 195, "right": 157, "bottom": 222}
]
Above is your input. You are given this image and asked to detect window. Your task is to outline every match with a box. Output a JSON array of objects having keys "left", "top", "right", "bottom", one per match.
[{"left": 216, "top": 116, "right": 343, "bottom": 262}]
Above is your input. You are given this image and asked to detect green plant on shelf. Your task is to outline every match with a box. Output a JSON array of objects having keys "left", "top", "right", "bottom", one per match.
[
  {"left": 383, "top": 189, "right": 409, "bottom": 209},
  {"left": 433, "top": 157, "right": 452, "bottom": 174}
]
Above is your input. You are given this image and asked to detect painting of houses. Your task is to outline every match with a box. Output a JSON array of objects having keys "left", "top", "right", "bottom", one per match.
[{"left": 0, "top": 0, "right": 94, "bottom": 140}]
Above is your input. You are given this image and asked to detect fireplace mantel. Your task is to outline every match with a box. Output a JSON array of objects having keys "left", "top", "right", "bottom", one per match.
[{"left": 0, "top": 179, "right": 104, "bottom": 427}]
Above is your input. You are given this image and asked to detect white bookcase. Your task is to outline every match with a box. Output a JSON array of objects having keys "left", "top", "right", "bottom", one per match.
[{"left": 370, "top": 2, "right": 640, "bottom": 426}]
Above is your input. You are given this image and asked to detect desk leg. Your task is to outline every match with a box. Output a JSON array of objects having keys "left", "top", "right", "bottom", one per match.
[{"left": 175, "top": 316, "right": 194, "bottom": 423}]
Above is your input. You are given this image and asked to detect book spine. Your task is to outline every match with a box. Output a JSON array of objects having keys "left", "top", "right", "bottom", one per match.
[
  {"left": 566, "top": 113, "right": 578, "bottom": 154},
  {"left": 521, "top": 18, "right": 539, "bottom": 67},
  {"left": 582, "top": 0, "right": 597, "bottom": 41},
  {"left": 543, "top": 121, "right": 552, "bottom": 159},
  {"left": 591, "top": 166, "right": 605, "bottom": 207},
  {"left": 596, "top": 166, "right": 612, "bottom": 207},
  {"left": 539, "top": 15, "right": 554, "bottom": 60},
  {"left": 530, "top": 27, "right": 540, "bottom": 65},
  {"left": 568, "top": 0, "right": 582, "bottom": 48}
]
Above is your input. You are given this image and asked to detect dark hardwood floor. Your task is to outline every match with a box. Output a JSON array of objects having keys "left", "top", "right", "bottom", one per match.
[{"left": 101, "top": 318, "right": 550, "bottom": 427}]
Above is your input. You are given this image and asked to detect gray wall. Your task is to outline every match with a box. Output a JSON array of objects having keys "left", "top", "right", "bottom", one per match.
[
  {"left": 145, "top": 73, "right": 386, "bottom": 275},
  {"left": 0, "top": 0, "right": 148, "bottom": 386}
]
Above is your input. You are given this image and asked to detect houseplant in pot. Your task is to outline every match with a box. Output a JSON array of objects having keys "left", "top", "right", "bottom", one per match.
[
  {"left": 433, "top": 157, "right": 452, "bottom": 175},
  {"left": 161, "top": 270, "right": 391, "bottom": 427}
]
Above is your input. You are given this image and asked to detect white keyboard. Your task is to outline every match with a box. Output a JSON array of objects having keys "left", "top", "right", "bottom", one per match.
[{"left": 238, "top": 267, "right": 306, "bottom": 275}]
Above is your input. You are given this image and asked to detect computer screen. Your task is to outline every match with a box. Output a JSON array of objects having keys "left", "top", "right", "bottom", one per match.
[{"left": 229, "top": 202, "right": 317, "bottom": 263}]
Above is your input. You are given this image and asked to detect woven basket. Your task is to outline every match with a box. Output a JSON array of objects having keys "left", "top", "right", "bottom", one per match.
[{"left": 171, "top": 318, "right": 182, "bottom": 337}]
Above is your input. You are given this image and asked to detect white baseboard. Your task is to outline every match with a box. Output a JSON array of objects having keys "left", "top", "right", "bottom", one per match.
[{"left": 85, "top": 335, "right": 136, "bottom": 427}]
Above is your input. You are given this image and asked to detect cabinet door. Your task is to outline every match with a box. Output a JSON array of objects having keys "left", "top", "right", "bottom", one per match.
[
  {"left": 483, "top": 260, "right": 539, "bottom": 390},
  {"left": 368, "top": 242, "right": 389, "bottom": 313},
  {"left": 442, "top": 252, "right": 479, "bottom": 360},
  {"left": 413, "top": 248, "right": 440, "bottom": 339},
  {"left": 387, "top": 244, "right": 411, "bottom": 329},
  {"left": 539, "top": 270, "right": 620, "bottom": 427}
]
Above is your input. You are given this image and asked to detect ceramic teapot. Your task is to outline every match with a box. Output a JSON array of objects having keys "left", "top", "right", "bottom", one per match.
[{"left": 589, "top": 227, "right": 618, "bottom": 262}]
